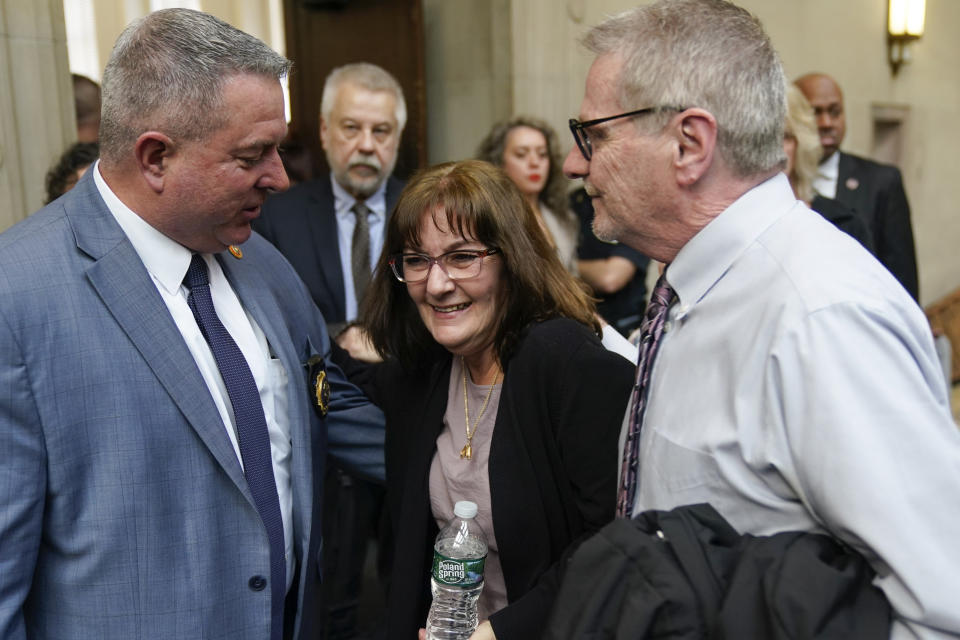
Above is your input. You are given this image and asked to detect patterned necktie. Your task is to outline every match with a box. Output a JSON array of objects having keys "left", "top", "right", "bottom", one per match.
[
  {"left": 351, "top": 201, "right": 372, "bottom": 307},
  {"left": 184, "top": 255, "right": 286, "bottom": 640},
  {"left": 616, "top": 272, "right": 677, "bottom": 518}
]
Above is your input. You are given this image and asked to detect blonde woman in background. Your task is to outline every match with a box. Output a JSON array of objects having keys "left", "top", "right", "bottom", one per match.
[{"left": 784, "top": 85, "right": 873, "bottom": 252}]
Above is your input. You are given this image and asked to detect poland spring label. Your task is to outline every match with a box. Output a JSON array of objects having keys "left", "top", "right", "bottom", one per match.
[{"left": 431, "top": 551, "right": 486, "bottom": 587}]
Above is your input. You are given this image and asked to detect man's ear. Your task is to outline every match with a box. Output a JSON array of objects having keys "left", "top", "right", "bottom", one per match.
[
  {"left": 134, "top": 132, "right": 175, "bottom": 193},
  {"left": 671, "top": 109, "right": 717, "bottom": 187},
  {"left": 318, "top": 115, "right": 329, "bottom": 151}
]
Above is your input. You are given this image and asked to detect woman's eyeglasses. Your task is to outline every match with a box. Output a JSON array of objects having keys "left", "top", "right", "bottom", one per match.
[{"left": 388, "top": 248, "right": 500, "bottom": 283}]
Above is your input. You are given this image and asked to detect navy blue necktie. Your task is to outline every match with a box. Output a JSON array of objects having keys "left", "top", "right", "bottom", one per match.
[{"left": 184, "top": 254, "right": 285, "bottom": 640}]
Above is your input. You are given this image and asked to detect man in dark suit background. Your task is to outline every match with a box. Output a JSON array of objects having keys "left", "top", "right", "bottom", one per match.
[
  {"left": 254, "top": 63, "right": 406, "bottom": 336},
  {"left": 795, "top": 72, "right": 919, "bottom": 300},
  {"left": 0, "top": 9, "right": 384, "bottom": 640},
  {"left": 254, "top": 62, "right": 405, "bottom": 639}
]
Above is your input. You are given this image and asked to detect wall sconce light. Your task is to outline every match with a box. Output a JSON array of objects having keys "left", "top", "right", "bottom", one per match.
[{"left": 888, "top": 0, "right": 926, "bottom": 75}]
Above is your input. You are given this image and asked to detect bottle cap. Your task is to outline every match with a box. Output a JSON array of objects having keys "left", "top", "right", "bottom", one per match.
[{"left": 453, "top": 500, "right": 478, "bottom": 519}]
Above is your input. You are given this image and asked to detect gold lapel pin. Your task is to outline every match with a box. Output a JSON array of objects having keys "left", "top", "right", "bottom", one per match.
[{"left": 228, "top": 245, "right": 243, "bottom": 259}]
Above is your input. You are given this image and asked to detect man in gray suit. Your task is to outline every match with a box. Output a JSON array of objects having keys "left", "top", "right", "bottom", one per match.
[{"left": 0, "top": 8, "right": 384, "bottom": 640}]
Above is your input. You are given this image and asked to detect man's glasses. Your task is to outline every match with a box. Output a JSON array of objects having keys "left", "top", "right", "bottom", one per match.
[
  {"left": 569, "top": 106, "right": 686, "bottom": 161},
  {"left": 388, "top": 248, "right": 500, "bottom": 283}
]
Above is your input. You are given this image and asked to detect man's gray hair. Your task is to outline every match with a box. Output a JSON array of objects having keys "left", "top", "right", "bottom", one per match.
[
  {"left": 99, "top": 8, "right": 291, "bottom": 165},
  {"left": 583, "top": 0, "right": 786, "bottom": 177},
  {"left": 320, "top": 63, "right": 407, "bottom": 132}
]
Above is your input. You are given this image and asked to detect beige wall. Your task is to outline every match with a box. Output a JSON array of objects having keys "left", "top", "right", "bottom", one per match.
[
  {"left": 425, "top": 0, "right": 960, "bottom": 306},
  {"left": 423, "top": 0, "right": 513, "bottom": 163},
  {"left": 0, "top": 0, "right": 75, "bottom": 228}
]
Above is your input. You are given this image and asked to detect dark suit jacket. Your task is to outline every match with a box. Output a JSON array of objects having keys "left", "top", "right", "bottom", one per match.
[
  {"left": 335, "top": 318, "right": 634, "bottom": 640},
  {"left": 810, "top": 194, "right": 874, "bottom": 255},
  {"left": 835, "top": 152, "right": 918, "bottom": 300},
  {"left": 546, "top": 504, "right": 890, "bottom": 640},
  {"left": 253, "top": 175, "right": 405, "bottom": 325},
  {"left": 0, "top": 172, "right": 385, "bottom": 639}
]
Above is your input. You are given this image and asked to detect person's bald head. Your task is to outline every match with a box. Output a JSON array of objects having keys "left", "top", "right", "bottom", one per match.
[{"left": 794, "top": 73, "right": 845, "bottom": 161}]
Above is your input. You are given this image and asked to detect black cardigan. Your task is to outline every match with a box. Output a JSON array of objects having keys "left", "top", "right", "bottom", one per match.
[{"left": 335, "top": 318, "right": 634, "bottom": 639}]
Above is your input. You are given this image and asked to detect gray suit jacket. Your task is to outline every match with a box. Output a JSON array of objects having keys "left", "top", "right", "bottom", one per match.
[{"left": 0, "top": 172, "right": 385, "bottom": 639}]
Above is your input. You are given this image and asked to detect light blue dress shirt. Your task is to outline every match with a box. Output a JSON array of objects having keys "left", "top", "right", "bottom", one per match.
[{"left": 630, "top": 173, "right": 960, "bottom": 639}]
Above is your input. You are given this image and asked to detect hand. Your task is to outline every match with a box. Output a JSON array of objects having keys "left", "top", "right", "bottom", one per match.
[
  {"left": 418, "top": 621, "right": 494, "bottom": 640},
  {"left": 336, "top": 324, "right": 382, "bottom": 363},
  {"left": 469, "top": 621, "right": 495, "bottom": 640}
]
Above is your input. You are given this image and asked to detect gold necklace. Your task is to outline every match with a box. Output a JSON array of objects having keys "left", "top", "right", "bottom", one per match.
[{"left": 460, "top": 356, "right": 500, "bottom": 460}]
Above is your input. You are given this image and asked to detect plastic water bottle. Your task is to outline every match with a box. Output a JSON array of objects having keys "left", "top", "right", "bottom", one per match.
[{"left": 425, "top": 500, "right": 488, "bottom": 640}]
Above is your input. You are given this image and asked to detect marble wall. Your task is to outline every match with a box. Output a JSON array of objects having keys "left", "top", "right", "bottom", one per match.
[{"left": 0, "top": 0, "right": 75, "bottom": 230}]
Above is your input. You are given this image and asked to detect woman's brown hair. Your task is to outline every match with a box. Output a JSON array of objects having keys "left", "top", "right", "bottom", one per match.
[
  {"left": 476, "top": 115, "right": 577, "bottom": 236},
  {"left": 359, "top": 159, "right": 598, "bottom": 369}
]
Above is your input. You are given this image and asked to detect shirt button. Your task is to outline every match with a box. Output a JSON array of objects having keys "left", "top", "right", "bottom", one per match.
[
  {"left": 663, "top": 321, "right": 672, "bottom": 332},
  {"left": 249, "top": 575, "right": 267, "bottom": 591}
]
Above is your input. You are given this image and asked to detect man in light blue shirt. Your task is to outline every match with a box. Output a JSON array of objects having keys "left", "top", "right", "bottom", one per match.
[{"left": 563, "top": 1, "right": 960, "bottom": 638}]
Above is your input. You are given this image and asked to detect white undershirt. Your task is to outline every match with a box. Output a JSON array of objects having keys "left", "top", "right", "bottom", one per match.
[
  {"left": 812, "top": 149, "right": 840, "bottom": 199},
  {"left": 93, "top": 162, "right": 294, "bottom": 589}
]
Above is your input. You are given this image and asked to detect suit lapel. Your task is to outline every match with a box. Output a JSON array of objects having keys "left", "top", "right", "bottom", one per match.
[
  {"left": 87, "top": 252, "right": 249, "bottom": 492},
  {"left": 836, "top": 153, "right": 874, "bottom": 236},
  {"left": 70, "top": 187, "right": 251, "bottom": 501},
  {"left": 308, "top": 178, "right": 347, "bottom": 321},
  {"left": 382, "top": 176, "right": 402, "bottom": 246},
  {"left": 837, "top": 154, "right": 860, "bottom": 205}
]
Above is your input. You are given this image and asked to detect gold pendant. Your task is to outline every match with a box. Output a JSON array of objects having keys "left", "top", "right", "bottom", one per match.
[{"left": 460, "top": 442, "right": 472, "bottom": 460}]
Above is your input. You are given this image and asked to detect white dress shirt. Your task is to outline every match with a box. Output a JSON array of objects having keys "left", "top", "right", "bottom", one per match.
[
  {"left": 601, "top": 324, "right": 639, "bottom": 363},
  {"left": 331, "top": 174, "right": 387, "bottom": 322},
  {"left": 539, "top": 203, "right": 579, "bottom": 275},
  {"left": 93, "top": 162, "right": 295, "bottom": 588},
  {"left": 813, "top": 149, "right": 840, "bottom": 199},
  {"left": 631, "top": 173, "right": 960, "bottom": 639}
]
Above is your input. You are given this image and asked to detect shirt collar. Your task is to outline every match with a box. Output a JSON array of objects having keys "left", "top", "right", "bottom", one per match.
[
  {"left": 818, "top": 150, "right": 840, "bottom": 181},
  {"left": 93, "top": 160, "right": 194, "bottom": 295},
  {"left": 331, "top": 172, "right": 389, "bottom": 220},
  {"left": 667, "top": 172, "right": 798, "bottom": 313}
]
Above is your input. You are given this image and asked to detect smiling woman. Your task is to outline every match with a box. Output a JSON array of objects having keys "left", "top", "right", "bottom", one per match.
[
  {"left": 333, "top": 159, "right": 634, "bottom": 639},
  {"left": 476, "top": 117, "right": 579, "bottom": 274}
]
